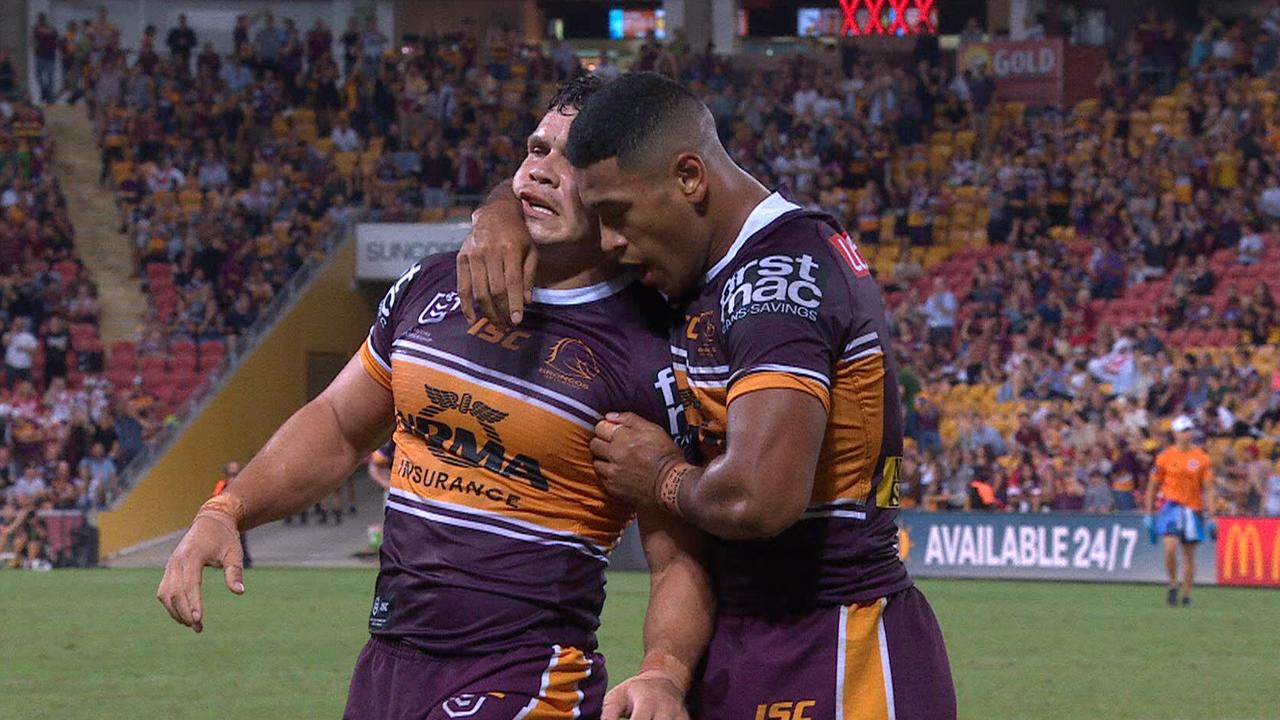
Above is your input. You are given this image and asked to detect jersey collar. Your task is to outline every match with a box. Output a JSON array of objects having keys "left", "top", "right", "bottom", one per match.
[
  {"left": 702, "top": 191, "right": 802, "bottom": 285},
  {"left": 530, "top": 275, "right": 632, "bottom": 305}
]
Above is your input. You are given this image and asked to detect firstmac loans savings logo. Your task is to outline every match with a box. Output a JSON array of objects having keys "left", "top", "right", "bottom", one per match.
[{"left": 719, "top": 254, "right": 825, "bottom": 331}]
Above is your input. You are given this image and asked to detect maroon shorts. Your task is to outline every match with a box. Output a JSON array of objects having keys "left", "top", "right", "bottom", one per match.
[
  {"left": 343, "top": 636, "right": 605, "bottom": 720},
  {"left": 692, "top": 586, "right": 955, "bottom": 720}
]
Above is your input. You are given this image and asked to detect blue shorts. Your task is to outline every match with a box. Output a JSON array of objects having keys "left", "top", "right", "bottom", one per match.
[{"left": 1156, "top": 502, "right": 1204, "bottom": 544}]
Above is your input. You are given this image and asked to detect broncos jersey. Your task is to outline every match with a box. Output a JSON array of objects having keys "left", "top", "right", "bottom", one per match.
[
  {"left": 673, "top": 192, "right": 910, "bottom": 613},
  {"left": 358, "top": 253, "right": 685, "bottom": 654}
]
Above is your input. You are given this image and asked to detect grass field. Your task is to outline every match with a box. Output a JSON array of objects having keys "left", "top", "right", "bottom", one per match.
[{"left": 2, "top": 569, "right": 1277, "bottom": 719}]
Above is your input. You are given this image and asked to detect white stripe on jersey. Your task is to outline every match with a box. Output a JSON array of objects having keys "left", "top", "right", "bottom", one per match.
[
  {"left": 387, "top": 488, "right": 608, "bottom": 553},
  {"left": 843, "top": 331, "right": 880, "bottom": 353},
  {"left": 386, "top": 499, "right": 608, "bottom": 561},
  {"left": 394, "top": 340, "right": 602, "bottom": 420},
  {"left": 729, "top": 363, "right": 831, "bottom": 388}
]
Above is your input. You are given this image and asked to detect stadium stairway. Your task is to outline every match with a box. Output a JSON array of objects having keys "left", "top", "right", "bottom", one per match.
[
  {"left": 105, "top": 472, "right": 384, "bottom": 569},
  {"left": 95, "top": 235, "right": 382, "bottom": 560},
  {"left": 44, "top": 104, "right": 148, "bottom": 342}
]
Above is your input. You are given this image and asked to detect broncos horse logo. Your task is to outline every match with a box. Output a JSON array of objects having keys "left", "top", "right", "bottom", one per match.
[{"left": 543, "top": 337, "right": 601, "bottom": 384}]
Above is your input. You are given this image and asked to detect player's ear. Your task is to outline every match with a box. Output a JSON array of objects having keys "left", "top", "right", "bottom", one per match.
[{"left": 673, "top": 152, "right": 707, "bottom": 206}]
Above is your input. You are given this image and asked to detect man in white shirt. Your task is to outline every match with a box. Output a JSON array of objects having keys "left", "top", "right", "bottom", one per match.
[
  {"left": 4, "top": 317, "right": 38, "bottom": 388},
  {"left": 147, "top": 159, "right": 186, "bottom": 193},
  {"left": 1238, "top": 225, "right": 1265, "bottom": 264},
  {"left": 331, "top": 118, "right": 361, "bottom": 152},
  {"left": 792, "top": 77, "right": 820, "bottom": 116},
  {"left": 10, "top": 465, "right": 47, "bottom": 504},
  {"left": 924, "top": 277, "right": 958, "bottom": 347}
]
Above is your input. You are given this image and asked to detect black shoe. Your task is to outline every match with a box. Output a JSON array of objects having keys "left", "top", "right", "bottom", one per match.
[
  {"left": 1167, "top": 587, "right": 1179, "bottom": 606},
  {"left": 1181, "top": 596, "right": 1194, "bottom": 608}
]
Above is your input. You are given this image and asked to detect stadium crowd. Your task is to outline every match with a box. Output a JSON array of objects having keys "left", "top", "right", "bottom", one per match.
[
  {"left": 6, "top": 3, "right": 1280, "bottom": 569},
  {"left": 0, "top": 88, "right": 162, "bottom": 568}
]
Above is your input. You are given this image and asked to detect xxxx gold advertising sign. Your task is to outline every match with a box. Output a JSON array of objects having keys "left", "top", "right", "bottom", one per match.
[{"left": 1216, "top": 517, "right": 1280, "bottom": 588}]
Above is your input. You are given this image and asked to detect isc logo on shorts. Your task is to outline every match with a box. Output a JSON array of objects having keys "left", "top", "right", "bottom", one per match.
[
  {"left": 754, "top": 699, "right": 817, "bottom": 720},
  {"left": 720, "top": 254, "right": 824, "bottom": 330}
]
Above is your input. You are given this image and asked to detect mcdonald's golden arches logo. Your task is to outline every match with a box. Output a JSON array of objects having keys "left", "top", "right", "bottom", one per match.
[{"left": 1216, "top": 518, "right": 1280, "bottom": 588}]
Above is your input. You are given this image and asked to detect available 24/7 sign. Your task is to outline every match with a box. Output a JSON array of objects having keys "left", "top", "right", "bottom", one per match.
[
  {"left": 897, "top": 511, "right": 1217, "bottom": 585},
  {"left": 959, "top": 38, "right": 1064, "bottom": 106}
]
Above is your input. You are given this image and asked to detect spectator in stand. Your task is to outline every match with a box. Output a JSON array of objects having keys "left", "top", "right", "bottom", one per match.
[
  {"left": 331, "top": 116, "right": 361, "bottom": 152},
  {"left": 4, "top": 317, "right": 38, "bottom": 388},
  {"left": 360, "top": 17, "right": 388, "bottom": 70},
  {"left": 166, "top": 15, "right": 197, "bottom": 71},
  {"left": 1, "top": 501, "right": 48, "bottom": 569},
  {"left": 1083, "top": 471, "right": 1115, "bottom": 513},
  {"left": 0, "top": 50, "right": 16, "bottom": 100},
  {"left": 32, "top": 14, "right": 60, "bottom": 104},
  {"left": 253, "top": 12, "right": 286, "bottom": 73},
  {"left": 339, "top": 17, "right": 361, "bottom": 77},
  {"left": 78, "top": 441, "right": 118, "bottom": 508},
  {"left": 924, "top": 277, "right": 957, "bottom": 348},
  {"left": 41, "top": 315, "right": 70, "bottom": 382}
]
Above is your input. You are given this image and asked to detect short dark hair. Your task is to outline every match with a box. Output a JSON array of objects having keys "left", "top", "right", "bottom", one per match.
[
  {"left": 566, "top": 72, "right": 704, "bottom": 170},
  {"left": 547, "top": 74, "right": 605, "bottom": 115}
]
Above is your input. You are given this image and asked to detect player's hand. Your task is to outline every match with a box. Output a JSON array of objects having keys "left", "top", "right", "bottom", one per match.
[
  {"left": 591, "top": 412, "right": 684, "bottom": 510},
  {"left": 456, "top": 201, "right": 536, "bottom": 329},
  {"left": 156, "top": 512, "right": 245, "bottom": 633},
  {"left": 602, "top": 671, "right": 690, "bottom": 720}
]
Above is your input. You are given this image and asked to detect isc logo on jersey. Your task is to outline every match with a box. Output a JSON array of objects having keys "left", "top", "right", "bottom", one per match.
[{"left": 720, "top": 254, "right": 824, "bottom": 331}]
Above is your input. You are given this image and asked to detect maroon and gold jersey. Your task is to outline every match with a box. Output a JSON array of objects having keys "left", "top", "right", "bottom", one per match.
[
  {"left": 358, "top": 253, "right": 685, "bottom": 654},
  {"left": 673, "top": 192, "right": 910, "bottom": 613}
]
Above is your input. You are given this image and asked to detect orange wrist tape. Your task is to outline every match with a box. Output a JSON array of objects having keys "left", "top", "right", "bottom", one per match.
[
  {"left": 640, "top": 651, "right": 693, "bottom": 693},
  {"left": 196, "top": 493, "right": 247, "bottom": 533}
]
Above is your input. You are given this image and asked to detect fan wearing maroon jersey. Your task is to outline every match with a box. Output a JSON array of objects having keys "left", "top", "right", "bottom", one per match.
[
  {"left": 157, "top": 76, "right": 712, "bottom": 720},
  {"left": 458, "top": 73, "right": 955, "bottom": 719}
]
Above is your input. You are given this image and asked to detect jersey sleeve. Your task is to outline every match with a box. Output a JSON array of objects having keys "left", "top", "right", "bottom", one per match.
[
  {"left": 359, "top": 253, "right": 458, "bottom": 390},
  {"left": 720, "top": 232, "right": 866, "bottom": 415},
  {"left": 371, "top": 438, "right": 396, "bottom": 465}
]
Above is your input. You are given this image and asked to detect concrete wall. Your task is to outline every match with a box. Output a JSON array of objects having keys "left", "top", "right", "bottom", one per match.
[
  {"left": 38, "top": 0, "right": 392, "bottom": 56},
  {"left": 395, "top": 0, "right": 541, "bottom": 42},
  {"left": 2, "top": 0, "right": 31, "bottom": 95},
  {"left": 97, "top": 237, "right": 379, "bottom": 558}
]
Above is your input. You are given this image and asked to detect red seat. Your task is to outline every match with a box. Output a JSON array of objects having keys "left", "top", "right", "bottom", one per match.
[
  {"left": 198, "top": 352, "right": 226, "bottom": 372},
  {"left": 200, "top": 338, "right": 228, "bottom": 354},
  {"left": 170, "top": 340, "right": 197, "bottom": 357},
  {"left": 107, "top": 369, "right": 135, "bottom": 388},
  {"left": 168, "top": 353, "right": 197, "bottom": 374},
  {"left": 139, "top": 355, "right": 167, "bottom": 375}
]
